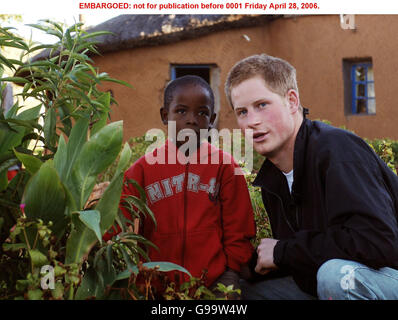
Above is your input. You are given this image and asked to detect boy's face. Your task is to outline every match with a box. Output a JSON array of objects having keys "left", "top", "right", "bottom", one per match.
[
  {"left": 231, "top": 76, "right": 297, "bottom": 159},
  {"left": 161, "top": 84, "right": 216, "bottom": 148}
]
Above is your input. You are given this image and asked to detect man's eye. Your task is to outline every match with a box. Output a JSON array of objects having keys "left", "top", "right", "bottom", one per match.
[
  {"left": 236, "top": 109, "right": 247, "bottom": 117},
  {"left": 259, "top": 102, "right": 267, "bottom": 108},
  {"left": 176, "top": 109, "right": 185, "bottom": 114}
]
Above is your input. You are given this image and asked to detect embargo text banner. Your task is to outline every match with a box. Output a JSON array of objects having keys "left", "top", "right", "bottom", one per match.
[{"left": 2, "top": 0, "right": 398, "bottom": 14}]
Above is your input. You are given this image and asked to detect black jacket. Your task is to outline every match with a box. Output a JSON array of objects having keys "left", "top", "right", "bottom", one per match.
[{"left": 252, "top": 118, "right": 398, "bottom": 296}]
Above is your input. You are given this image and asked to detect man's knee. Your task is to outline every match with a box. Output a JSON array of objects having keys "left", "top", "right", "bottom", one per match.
[{"left": 317, "top": 259, "right": 355, "bottom": 300}]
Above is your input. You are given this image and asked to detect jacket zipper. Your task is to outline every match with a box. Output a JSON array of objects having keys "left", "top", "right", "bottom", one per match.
[{"left": 181, "top": 162, "right": 189, "bottom": 267}]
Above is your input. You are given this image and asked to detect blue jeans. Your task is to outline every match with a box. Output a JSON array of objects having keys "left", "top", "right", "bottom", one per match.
[{"left": 241, "top": 259, "right": 398, "bottom": 300}]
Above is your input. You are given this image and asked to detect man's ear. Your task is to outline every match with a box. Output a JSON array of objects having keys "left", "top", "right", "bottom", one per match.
[
  {"left": 209, "top": 113, "right": 217, "bottom": 129},
  {"left": 286, "top": 89, "right": 300, "bottom": 114},
  {"left": 160, "top": 107, "right": 168, "bottom": 125}
]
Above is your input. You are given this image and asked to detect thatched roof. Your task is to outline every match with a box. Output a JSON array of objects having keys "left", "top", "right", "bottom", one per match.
[
  {"left": 16, "top": 14, "right": 277, "bottom": 80},
  {"left": 30, "top": 14, "right": 277, "bottom": 61},
  {"left": 88, "top": 14, "right": 276, "bottom": 53}
]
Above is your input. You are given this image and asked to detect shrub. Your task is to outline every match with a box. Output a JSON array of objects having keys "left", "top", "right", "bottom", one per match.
[
  {"left": 0, "top": 22, "right": 238, "bottom": 300},
  {"left": 0, "top": 22, "right": 158, "bottom": 300}
]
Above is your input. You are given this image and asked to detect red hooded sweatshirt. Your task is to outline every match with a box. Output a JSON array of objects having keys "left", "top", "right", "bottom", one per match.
[{"left": 111, "top": 140, "right": 255, "bottom": 286}]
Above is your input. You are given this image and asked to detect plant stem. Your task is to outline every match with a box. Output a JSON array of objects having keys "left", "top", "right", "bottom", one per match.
[
  {"left": 22, "top": 225, "right": 34, "bottom": 274},
  {"left": 68, "top": 284, "right": 74, "bottom": 300},
  {"left": 22, "top": 227, "right": 31, "bottom": 251},
  {"left": 32, "top": 229, "right": 39, "bottom": 250}
]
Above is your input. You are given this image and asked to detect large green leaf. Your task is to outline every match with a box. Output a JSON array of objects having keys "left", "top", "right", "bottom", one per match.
[
  {"left": 23, "top": 160, "right": 67, "bottom": 238},
  {"left": 60, "top": 117, "right": 89, "bottom": 183},
  {"left": 96, "top": 171, "right": 124, "bottom": 235},
  {"left": 74, "top": 268, "right": 103, "bottom": 300},
  {"left": 4, "top": 102, "right": 18, "bottom": 119},
  {"left": 0, "top": 105, "right": 41, "bottom": 168},
  {"left": 15, "top": 105, "right": 42, "bottom": 121},
  {"left": 143, "top": 262, "right": 192, "bottom": 276},
  {"left": 63, "top": 182, "right": 78, "bottom": 216},
  {"left": 0, "top": 54, "right": 16, "bottom": 70},
  {"left": 2, "top": 118, "right": 41, "bottom": 131},
  {"left": 81, "top": 31, "right": 113, "bottom": 41},
  {"left": 0, "top": 118, "right": 24, "bottom": 155},
  {"left": 115, "top": 142, "right": 132, "bottom": 178},
  {"left": 97, "top": 73, "right": 133, "bottom": 88},
  {"left": 70, "top": 121, "right": 123, "bottom": 209},
  {"left": 29, "top": 249, "right": 49, "bottom": 268},
  {"left": 74, "top": 258, "right": 117, "bottom": 300},
  {"left": 90, "top": 111, "right": 108, "bottom": 138},
  {"left": 58, "top": 104, "right": 72, "bottom": 136},
  {"left": 53, "top": 134, "right": 67, "bottom": 178},
  {"left": 52, "top": 117, "right": 89, "bottom": 209},
  {"left": 43, "top": 107, "right": 57, "bottom": 147},
  {"left": 90, "top": 92, "right": 111, "bottom": 137},
  {"left": 77, "top": 210, "right": 102, "bottom": 244},
  {"left": 14, "top": 149, "right": 42, "bottom": 175},
  {"left": 0, "top": 77, "right": 29, "bottom": 84},
  {"left": 115, "top": 262, "right": 192, "bottom": 282},
  {"left": 65, "top": 214, "right": 97, "bottom": 265}
]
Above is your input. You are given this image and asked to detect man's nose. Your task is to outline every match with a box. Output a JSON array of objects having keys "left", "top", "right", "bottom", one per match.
[{"left": 247, "top": 110, "right": 261, "bottom": 128}]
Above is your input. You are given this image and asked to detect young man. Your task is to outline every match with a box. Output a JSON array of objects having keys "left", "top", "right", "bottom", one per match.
[{"left": 225, "top": 54, "right": 398, "bottom": 299}]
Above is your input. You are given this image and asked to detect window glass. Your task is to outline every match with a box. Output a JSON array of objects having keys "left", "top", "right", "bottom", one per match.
[
  {"left": 367, "top": 99, "right": 376, "bottom": 114},
  {"left": 349, "top": 61, "right": 376, "bottom": 115},
  {"left": 355, "top": 66, "right": 366, "bottom": 81}
]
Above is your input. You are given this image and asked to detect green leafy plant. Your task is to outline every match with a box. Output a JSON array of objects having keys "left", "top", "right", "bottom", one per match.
[
  {"left": 244, "top": 170, "right": 272, "bottom": 246},
  {"left": 0, "top": 21, "right": 131, "bottom": 224},
  {"left": 1, "top": 22, "right": 230, "bottom": 300},
  {"left": 213, "top": 283, "right": 241, "bottom": 300},
  {"left": 366, "top": 138, "right": 397, "bottom": 174},
  {"left": 0, "top": 22, "right": 159, "bottom": 300}
]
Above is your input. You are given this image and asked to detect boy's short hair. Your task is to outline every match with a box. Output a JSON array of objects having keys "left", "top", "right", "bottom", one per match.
[
  {"left": 225, "top": 54, "right": 299, "bottom": 108},
  {"left": 163, "top": 75, "right": 215, "bottom": 112}
]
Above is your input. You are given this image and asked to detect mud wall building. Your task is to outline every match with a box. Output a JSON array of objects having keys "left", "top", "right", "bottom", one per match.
[{"left": 88, "top": 14, "right": 398, "bottom": 140}]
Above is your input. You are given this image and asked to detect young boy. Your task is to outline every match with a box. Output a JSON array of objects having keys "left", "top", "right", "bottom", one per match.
[{"left": 117, "top": 75, "right": 255, "bottom": 294}]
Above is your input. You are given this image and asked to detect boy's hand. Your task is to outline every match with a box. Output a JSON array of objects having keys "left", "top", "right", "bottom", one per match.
[
  {"left": 85, "top": 181, "right": 110, "bottom": 209},
  {"left": 255, "top": 238, "right": 278, "bottom": 275}
]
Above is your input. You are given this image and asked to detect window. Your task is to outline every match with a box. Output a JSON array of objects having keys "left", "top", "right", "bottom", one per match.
[
  {"left": 170, "top": 64, "right": 220, "bottom": 128},
  {"left": 343, "top": 59, "right": 376, "bottom": 115},
  {"left": 171, "top": 65, "right": 212, "bottom": 83}
]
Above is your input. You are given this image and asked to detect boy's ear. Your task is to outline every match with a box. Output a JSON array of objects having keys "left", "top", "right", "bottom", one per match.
[
  {"left": 286, "top": 89, "right": 300, "bottom": 114},
  {"left": 160, "top": 107, "right": 168, "bottom": 125}
]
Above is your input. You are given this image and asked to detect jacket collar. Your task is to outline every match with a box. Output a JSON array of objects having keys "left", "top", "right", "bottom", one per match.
[{"left": 253, "top": 117, "right": 311, "bottom": 203}]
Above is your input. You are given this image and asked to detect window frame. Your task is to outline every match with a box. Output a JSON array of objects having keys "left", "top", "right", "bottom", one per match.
[{"left": 350, "top": 62, "right": 376, "bottom": 115}]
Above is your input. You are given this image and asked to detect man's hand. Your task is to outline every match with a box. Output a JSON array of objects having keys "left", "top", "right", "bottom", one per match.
[{"left": 255, "top": 238, "right": 279, "bottom": 275}]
